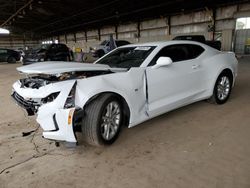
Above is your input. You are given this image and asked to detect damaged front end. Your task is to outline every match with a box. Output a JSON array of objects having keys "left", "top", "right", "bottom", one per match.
[{"left": 12, "top": 70, "right": 111, "bottom": 144}]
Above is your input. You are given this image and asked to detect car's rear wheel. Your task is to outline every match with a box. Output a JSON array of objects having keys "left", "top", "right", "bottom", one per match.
[
  {"left": 7, "top": 56, "right": 16, "bottom": 64},
  {"left": 81, "top": 94, "right": 123, "bottom": 146},
  {"left": 209, "top": 72, "right": 232, "bottom": 104}
]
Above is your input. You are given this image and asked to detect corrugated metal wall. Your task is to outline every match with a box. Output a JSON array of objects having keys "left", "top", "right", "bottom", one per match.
[
  {"left": 235, "top": 29, "right": 250, "bottom": 54},
  {"left": 3, "top": 2, "right": 250, "bottom": 53},
  {"left": 57, "top": 3, "right": 250, "bottom": 52},
  {"left": 222, "top": 30, "right": 233, "bottom": 51},
  {"left": 0, "top": 36, "right": 39, "bottom": 49}
]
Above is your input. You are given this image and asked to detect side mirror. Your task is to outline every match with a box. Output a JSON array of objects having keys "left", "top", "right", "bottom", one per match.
[{"left": 152, "top": 57, "right": 173, "bottom": 69}]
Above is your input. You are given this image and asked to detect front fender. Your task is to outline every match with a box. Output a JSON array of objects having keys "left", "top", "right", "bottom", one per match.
[{"left": 75, "top": 69, "right": 147, "bottom": 126}]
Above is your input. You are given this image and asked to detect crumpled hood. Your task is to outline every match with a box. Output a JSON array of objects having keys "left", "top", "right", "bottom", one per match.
[{"left": 17, "top": 61, "right": 127, "bottom": 74}]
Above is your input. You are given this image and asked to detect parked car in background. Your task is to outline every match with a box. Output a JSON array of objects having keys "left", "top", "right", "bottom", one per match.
[
  {"left": 173, "top": 35, "right": 222, "bottom": 50},
  {"left": 0, "top": 48, "right": 21, "bottom": 63},
  {"left": 23, "top": 43, "right": 71, "bottom": 65},
  {"left": 17, "top": 48, "right": 25, "bottom": 57},
  {"left": 12, "top": 41, "right": 237, "bottom": 146},
  {"left": 17, "top": 48, "right": 25, "bottom": 64},
  {"left": 91, "top": 39, "right": 130, "bottom": 58}
]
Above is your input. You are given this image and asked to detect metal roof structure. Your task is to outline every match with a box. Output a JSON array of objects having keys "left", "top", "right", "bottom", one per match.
[{"left": 0, "top": 0, "right": 247, "bottom": 38}]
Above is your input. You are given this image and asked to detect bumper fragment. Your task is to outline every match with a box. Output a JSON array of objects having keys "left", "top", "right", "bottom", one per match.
[
  {"left": 12, "top": 79, "right": 78, "bottom": 143},
  {"left": 11, "top": 91, "right": 38, "bottom": 116},
  {"left": 42, "top": 108, "right": 77, "bottom": 143}
]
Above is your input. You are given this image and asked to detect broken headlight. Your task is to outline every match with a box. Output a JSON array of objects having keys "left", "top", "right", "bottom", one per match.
[
  {"left": 42, "top": 92, "right": 60, "bottom": 104},
  {"left": 64, "top": 84, "right": 76, "bottom": 109}
]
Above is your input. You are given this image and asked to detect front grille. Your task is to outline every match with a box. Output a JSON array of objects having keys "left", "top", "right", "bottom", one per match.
[{"left": 11, "top": 92, "right": 38, "bottom": 110}]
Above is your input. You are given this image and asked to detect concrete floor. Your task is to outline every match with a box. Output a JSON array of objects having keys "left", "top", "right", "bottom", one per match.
[{"left": 0, "top": 57, "right": 250, "bottom": 188}]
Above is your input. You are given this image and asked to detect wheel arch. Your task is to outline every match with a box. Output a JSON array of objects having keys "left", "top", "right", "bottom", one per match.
[
  {"left": 220, "top": 68, "right": 234, "bottom": 81},
  {"left": 83, "top": 91, "right": 131, "bottom": 127},
  {"left": 209, "top": 67, "right": 234, "bottom": 97},
  {"left": 215, "top": 68, "right": 234, "bottom": 86},
  {"left": 7, "top": 55, "right": 16, "bottom": 63}
]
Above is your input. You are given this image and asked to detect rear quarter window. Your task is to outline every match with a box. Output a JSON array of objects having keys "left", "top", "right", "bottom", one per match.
[{"left": 188, "top": 44, "right": 205, "bottom": 59}]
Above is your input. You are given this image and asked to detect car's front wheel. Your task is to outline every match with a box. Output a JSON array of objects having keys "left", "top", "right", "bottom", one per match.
[
  {"left": 81, "top": 94, "right": 123, "bottom": 146},
  {"left": 7, "top": 56, "right": 16, "bottom": 64},
  {"left": 209, "top": 72, "right": 233, "bottom": 104}
]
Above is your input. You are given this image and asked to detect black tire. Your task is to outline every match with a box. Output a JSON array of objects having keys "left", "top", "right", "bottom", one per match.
[
  {"left": 209, "top": 72, "right": 233, "bottom": 104},
  {"left": 82, "top": 54, "right": 87, "bottom": 62},
  {"left": 81, "top": 94, "right": 123, "bottom": 146},
  {"left": 7, "top": 56, "right": 16, "bottom": 64}
]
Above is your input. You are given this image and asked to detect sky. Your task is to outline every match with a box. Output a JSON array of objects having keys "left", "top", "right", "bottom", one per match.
[{"left": 237, "top": 17, "right": 250, "bottom": 29}]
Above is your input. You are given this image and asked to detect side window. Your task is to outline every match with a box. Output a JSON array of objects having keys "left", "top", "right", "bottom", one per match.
[
  {"left": 149, "top": 44, "right": 204, "bottom": 66},
  {"left": 149, "top": 44, "right": 189, "bottom": 66},
  {"left": 50, "top": 44, "right": 57, "bottom": 51},
  {"left": 57, "top": 44, "right": 62, "bottom": 51},
  {"left": 105, "top": 41, "right": 110, "bottom": 47},
  {"left": 116, "top": 40, "right": 130, "bottom": 47},
  {"left": 188, "top": 44, "right": 204, "bottom": 58},
  {"left": 57, "top": 44, "right": 67, "bottom": 51},
  {"left": 116, "top": 41, "right": 122, "bottom": 47},
  {"left": 0, "top": 49, "right": 7, "bottom": 54}
]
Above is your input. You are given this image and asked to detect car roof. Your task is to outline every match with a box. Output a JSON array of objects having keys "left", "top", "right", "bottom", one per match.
[
  {"left": 122, "top": 40, "right": 209, "bottom": 48},
  {"left": 0, "top": 48, "right": 16, "bottom": 51},
  {"left": 43, "top": 43, "right": 66, "bottom": 45}
]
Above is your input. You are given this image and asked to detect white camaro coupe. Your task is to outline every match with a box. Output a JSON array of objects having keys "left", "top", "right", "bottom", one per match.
[{"left": 12, "top": 41, "right": 238, "bottom": 146}]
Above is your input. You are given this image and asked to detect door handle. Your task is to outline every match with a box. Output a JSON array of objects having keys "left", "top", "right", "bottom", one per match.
[{"left": 192, "top": 64, "right": 200, "bottom": 69}]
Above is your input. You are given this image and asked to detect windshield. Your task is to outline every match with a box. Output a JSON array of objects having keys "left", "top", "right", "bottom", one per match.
[
  {"left": 33, "top": 44, "right": 50, "bottom": 51},
  {"left": 100, "top": 40, "right": 109, "bottom": 46},
  {"left": 96, "top": 46, "right": 155, "bottom": 68},
  {"left": 40, "top": 44, "right": 50, "bottom": 50}
]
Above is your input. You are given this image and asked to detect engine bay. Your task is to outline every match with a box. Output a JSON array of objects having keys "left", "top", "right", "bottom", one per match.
[{"left": 20, "top": 70, "right": 112, "bottom": 89}]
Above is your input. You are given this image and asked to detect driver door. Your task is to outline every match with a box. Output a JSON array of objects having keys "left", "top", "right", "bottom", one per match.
[
  {"left": 146, "top": 44, "right": 206, "bottom": 117},
  {"left": 47, "top": 44, "right": 57, "bottom": 60},
  {"left": 0, "top": 49, "right": 7, "bottom": 62}
]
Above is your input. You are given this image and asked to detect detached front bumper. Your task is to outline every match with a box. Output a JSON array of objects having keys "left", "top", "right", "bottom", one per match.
[
  {"left": 41, "top": 108, "right": 77, "bottom": 143},
  {"left": 12, "top": 80, "right": 78, "bottom": 143}
]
